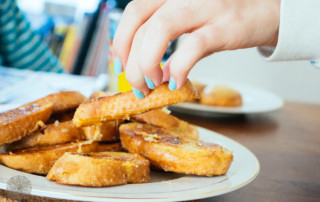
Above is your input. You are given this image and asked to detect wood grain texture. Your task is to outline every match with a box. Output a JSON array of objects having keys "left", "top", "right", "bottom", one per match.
[{"left": 173, "top": 102, "right": 320, "bottom": 202}]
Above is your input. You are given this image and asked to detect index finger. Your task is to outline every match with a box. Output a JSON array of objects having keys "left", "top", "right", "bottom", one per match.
[{"left": 113, "top": 0, "right": 166, "bottom": 70}]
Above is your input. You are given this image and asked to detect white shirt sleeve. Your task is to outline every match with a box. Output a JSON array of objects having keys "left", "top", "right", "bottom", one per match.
[{"left": 258, "top": 0, "right": 320, "bottom": 67}]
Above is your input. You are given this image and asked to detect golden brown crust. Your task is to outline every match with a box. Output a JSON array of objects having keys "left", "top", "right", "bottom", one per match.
[
  {"left": 73, "top": 80, "right": 198, "bottom": 127},
  {"left": 0, "top": 141, "right": 98, "bottom": 174},
  {"left": 7, "top": 120, "right": 86, "bottom": 151},
  {"left": 24, "top": 91, "right": 87, "bottom": 114},
  {"left": 0, "top": 103, "right": 53, "bottom": 146},
  {"left": 200, "top": 85, "right": 242, "bottom": 107},
  {"left": 132, "top": 109, "right": 199, "bottom": 140},
  {"left": 82, "top": 120, "right": 122, "bottom": 142},
  {"left": 120, "top": 123, "right": 233, "bottom": 176},
  {"left": 47, "top": 152, "right": 150, "bottom": 186}
]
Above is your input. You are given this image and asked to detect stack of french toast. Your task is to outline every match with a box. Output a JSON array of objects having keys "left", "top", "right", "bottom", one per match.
[{"left": 0, "top": 80, "right": 233, "bottom": 187}]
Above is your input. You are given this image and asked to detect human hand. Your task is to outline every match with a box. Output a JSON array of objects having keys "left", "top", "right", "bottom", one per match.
[{"left": 113, "top": 0, "right": 280, "bottom": 98}]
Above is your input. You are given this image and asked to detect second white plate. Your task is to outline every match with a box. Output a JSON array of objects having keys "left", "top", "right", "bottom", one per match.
[{"left": 170, "top": 80, "right": 283, "bottom": 116}]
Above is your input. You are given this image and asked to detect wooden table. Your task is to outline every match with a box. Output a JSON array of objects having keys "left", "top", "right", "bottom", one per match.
[
  {"left": 1, "top": 102, "right": 319, "bottom": 201},
  {"left": 172, "top": 101, "right": 320, "bottom": 202}
]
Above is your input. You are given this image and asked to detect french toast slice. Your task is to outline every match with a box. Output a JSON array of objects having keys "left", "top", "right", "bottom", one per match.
[
  {"left": 0, "top": 103, "right": 53, "bottom": 146},
  {"left": 7, "top": 120, "right": 86, "bottom": 151},
  {"left": 132, "top": 109, "right": 199, "bottom": 140},
  {"left": 73, "top": 80, "right": 198, "bottom": 127},
  {"left": 0, "top": 141, "right": 97, "bottom": 174},
  {"left": 82, "top": 120, "right": 121, "bottom": 142},
  {"left": 23, "top": 91, "right": 87, "bottom": 114},
  {"left": 120, "top": 123, "right": 233, "bottom": 176},
  {"left": 47, "top": 152, "right": 150, "bottom": 186}
]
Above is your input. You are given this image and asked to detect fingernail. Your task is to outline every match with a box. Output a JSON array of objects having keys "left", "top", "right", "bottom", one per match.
[
  {"left": 132, "top": 87, "right": 144, "bottom": 99},
  {"left": 113, "top": 57, "right": 122, "bottom": 75},
  {"left": 168, "top": 77, "right": 176, "bottom": 91},
  {"left": 144, "top": 76, "right": 155, "bottom": 89}
]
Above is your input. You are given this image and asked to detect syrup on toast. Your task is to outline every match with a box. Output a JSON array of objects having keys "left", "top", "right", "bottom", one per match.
[
  {"left": 132, "top": 109, "right": 199, "bottom": 140},
  {"left": 0, "top": 141, "right": 97, "bottom": 174},
  {"left": 0, "top": 103, "right": 53, "bottom": 146},
  {"left": 73, "top": 80, "right": 198, "bottom": 127},
  {"left": 47, "top": 152, "right": 150, "bottom": 186},
  {"left": 120, "top": 123, "right": 233, "bottom": 176}
]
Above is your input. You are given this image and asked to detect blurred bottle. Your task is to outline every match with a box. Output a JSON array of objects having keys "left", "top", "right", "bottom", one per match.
[{"left": 108, "top": 8, "right": 131, "bottom": 93}]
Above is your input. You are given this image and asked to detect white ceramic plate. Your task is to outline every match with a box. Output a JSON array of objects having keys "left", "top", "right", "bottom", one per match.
[
  {"left": 170, "top": 80, "right": 283, "bottom": 116},
  {"left": 0, "top": 124, "right": 259, "bottom": 201}
]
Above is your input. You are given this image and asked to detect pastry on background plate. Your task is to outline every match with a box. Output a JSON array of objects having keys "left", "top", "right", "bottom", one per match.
[{"left": 200, "top": 85, "right": 242, "bottom": 107}]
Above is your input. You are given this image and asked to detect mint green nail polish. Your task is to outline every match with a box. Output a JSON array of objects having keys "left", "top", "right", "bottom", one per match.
[
  {"left": 145, "top": 76, "right": 155, "bottom": 89},
  {"left": 132, "top": 87, "right": 144, "bottom": 99},
  {"left": 169, "top": 77, "right": 176, "bottom": 91},
  {"left": 113, "top": 57, "right": 122, "bottom": 75}
]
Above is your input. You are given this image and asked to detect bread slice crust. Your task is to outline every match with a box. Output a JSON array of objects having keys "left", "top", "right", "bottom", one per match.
[
  {"left": 120, "top": 123, "right": 233, "bottom": 176},
  {"left": 23, "top": 91, "right": 87, "bottom": 113},
  {"left": 47, "top": 152, "right": 150, "bottom": 187},
  {"left": 73, "top": 80, "right": 198, "bottom": 127},
  {"left": 0, "top": 141, "right": 97, "bottom": 174},
  {"left": 0, "top": 103, "right": 53, "bottom": 146},
  {"left": 7, "top": 120, "right": 86, "bottom": 151}
]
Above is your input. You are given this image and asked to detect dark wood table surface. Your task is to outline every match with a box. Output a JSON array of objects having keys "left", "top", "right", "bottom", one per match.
[
  {"left": 1, "top": 101, "right": 319, "bottom": 202},
  {"left": 172, "top": 101, "right": 320, "bottom": 202}
]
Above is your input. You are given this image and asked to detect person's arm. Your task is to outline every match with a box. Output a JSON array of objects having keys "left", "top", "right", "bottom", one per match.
[
  {"left": 0, "top": 0, "right": 63, "bottom": 73},
  {"left": 258, "top": 0, "right": 320, "bottom": 68}
]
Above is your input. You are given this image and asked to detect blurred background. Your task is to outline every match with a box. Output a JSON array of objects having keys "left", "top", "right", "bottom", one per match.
[{"left": 13, "top": 0, "right": 320, "bottom": 104}]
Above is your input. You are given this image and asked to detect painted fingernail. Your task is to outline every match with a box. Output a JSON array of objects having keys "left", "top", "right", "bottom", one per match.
[
  {"left": 168, "top": 77, "right": 176, "bottom": 91},
  {"left": 113, "top": 57, "right": 122, "bottom": 75},
  {"left": 144, "top": 76, "right": 155, "bottom": 89},
  {"left": 132, "top": 87, "right": 144, "bottom": 99}
]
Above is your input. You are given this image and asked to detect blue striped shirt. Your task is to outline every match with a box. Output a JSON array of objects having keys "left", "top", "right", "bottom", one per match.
[{"left": 0, "top": 0, "right": 63, "bottom": 73}]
